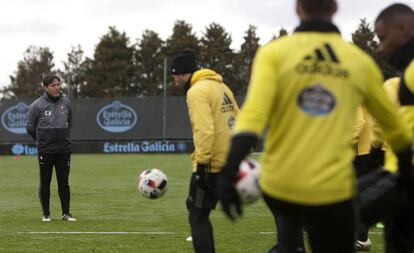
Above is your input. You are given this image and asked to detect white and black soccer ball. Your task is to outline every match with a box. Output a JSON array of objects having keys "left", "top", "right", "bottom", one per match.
[
  {"left": 137, "top": 168, "right": 168, "bottom": 199},
  {"left": 235, "top": 159, "right": 261, "bottom": 204}
]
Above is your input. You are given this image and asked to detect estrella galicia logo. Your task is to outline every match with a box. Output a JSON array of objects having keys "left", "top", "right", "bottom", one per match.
[
  {"left": 96, "top": 101, "right": 137, "bottom": 133},
  {"left": 297, "top": 84, "right": 336, "bottom": 116},
  {"left": 1, "top": 102, "right": 29, "bottom": 134}
]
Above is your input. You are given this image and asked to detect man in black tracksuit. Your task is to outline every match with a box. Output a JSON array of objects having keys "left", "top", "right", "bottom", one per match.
[{"left": 26, "top": 75, "right": 76, "bottom": 222}]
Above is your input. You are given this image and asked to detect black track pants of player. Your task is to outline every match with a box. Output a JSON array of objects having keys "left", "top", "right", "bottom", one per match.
[
  {"left": 38, "top": 152, "right": 71, "bottom": 216},
  {"left": 353, "top": 154, "right": 370, "bottom": 242},
  {"left": 188, "top": 207, "right": 214, "bottom": 253},
  {"left": 385, "top": 203, "right": 414, "bottom": 253},
  {"left": 186, "top": 173, "right": 218, "bottom": 253},
  {"left": 263, "top": 194, "right": 355, "bottom": 253}
]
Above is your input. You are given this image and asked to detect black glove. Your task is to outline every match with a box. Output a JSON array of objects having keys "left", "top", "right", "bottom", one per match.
[
  {"left": 357, "top": 169, "right": 400, "bottom": 226},
  {"left": 367, "top": 147, "right": 385, "bottom": 170},
  {"left": 218, "top": 166, "right": 242, "bottom": 221},
  {"left": 195, "top": 163, "right": 211, "bottom": 190},
  {"left": 396, "top": 145, "right": 414, "bottom": 183},
  {"left": 395, "top": 146, "right": 414, "bottom": 201},
  {"left": 217, "top": 133, "right": 258, "bottom": 221}
]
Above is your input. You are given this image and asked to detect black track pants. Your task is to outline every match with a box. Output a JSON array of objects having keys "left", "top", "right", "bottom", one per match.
[{"left": 38, "top": 152, "right": 71, "bottom": 216}]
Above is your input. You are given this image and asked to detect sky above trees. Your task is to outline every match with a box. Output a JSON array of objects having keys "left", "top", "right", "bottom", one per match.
[{"left": 0, "top": 0, "right": 412, "bottom": 90}]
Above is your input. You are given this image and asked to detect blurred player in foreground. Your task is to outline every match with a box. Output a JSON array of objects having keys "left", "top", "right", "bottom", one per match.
[
  {"left": 218, "top": 0, "right": 412, "bottom": 252},
  {"left": 373, "top": 4, "right": 414, "bottom": 252},
  {"left": 352, "top": 107, "right": 384, "bottom": 251}
]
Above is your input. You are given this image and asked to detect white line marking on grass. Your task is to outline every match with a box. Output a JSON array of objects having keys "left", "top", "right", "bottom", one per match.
[
  {"left": 258, "top": 231, "right": 383, "bottom": 235},
  {"left": 20, "top": 231, "right": 384, "bottom": 236},
  {"left": 258, "top": 232, "right": 275, "bottom": 235},
  {"left": 368, "top": 231, "right": 383, "bottom": 235},
  {"left": 18, "top": 231, "right": 175, "bottom": 235}
]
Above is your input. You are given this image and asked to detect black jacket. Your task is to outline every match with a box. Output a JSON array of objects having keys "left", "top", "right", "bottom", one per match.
[{"left": 26, "top": 92, "right": 72, "bottom": 153}]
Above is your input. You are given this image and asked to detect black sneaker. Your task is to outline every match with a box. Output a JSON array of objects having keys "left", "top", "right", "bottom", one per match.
[{"left": 62, "top": 213, "right": 77, "bottom": 221}]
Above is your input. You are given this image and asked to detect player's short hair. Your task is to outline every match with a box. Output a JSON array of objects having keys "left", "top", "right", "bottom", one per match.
[
  {"left": 42, "top": 75, "right": 60, "bottom": 86},
  {"left": 299, "top": 0, "right": 336, "bottom": 16},
  {"left": 375, "top": 3, "right": 414, "bottom": 24}
]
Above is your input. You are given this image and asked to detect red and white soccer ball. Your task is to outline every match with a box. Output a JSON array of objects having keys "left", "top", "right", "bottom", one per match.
[
  {"left": 137, "top": 168, "right": 168, "bottom": 199},
  {"left": 236, "top": 159, "right": 261, "bottom": 204}
]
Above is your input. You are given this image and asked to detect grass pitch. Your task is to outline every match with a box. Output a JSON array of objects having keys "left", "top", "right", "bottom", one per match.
[{"left": 0, "top": 154, "right": 384, "bottom": 252}]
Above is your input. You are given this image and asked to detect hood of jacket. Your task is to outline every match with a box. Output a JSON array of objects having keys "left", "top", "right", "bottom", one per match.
[{"left": 190, "top": 69, "right": 223, "bottom": 87}]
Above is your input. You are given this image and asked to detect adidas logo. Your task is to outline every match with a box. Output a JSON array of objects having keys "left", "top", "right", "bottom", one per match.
[
  {"left": 222, "top": 93, "right": 232, "bottom": 106},
  {"left": 303, "top": 43, "right": 340, "bottom": 63},
  {"left": 221, "top": 93, "right": 234, "bottom": 113},
  {"left": 296, "top": 43, "right": 349, "bottom": 79}
]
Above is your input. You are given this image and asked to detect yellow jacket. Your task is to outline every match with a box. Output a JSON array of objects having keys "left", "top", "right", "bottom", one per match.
[
  {"left": 351, "top": 107, "right": 373, "bottom": 156},
  {"left": 382, "top": 72, "right": 414, "bottom": 173},
  {"left": 234, "top": 23, "right": 411, "bottom": 205},
  {"left": 187, "top": 69, "right": 239, "bottom": 173},
  {"left": 381, "top": 77, "right": 400, "bottom": 173}
]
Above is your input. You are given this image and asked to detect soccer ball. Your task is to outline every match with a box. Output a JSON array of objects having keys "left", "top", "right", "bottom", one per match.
[
  {"left": 137, "top": 168, "right": 168, "bottom": 199},
  {"left": 235, "top": 159, "right": 261, "bottom": 204}
]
